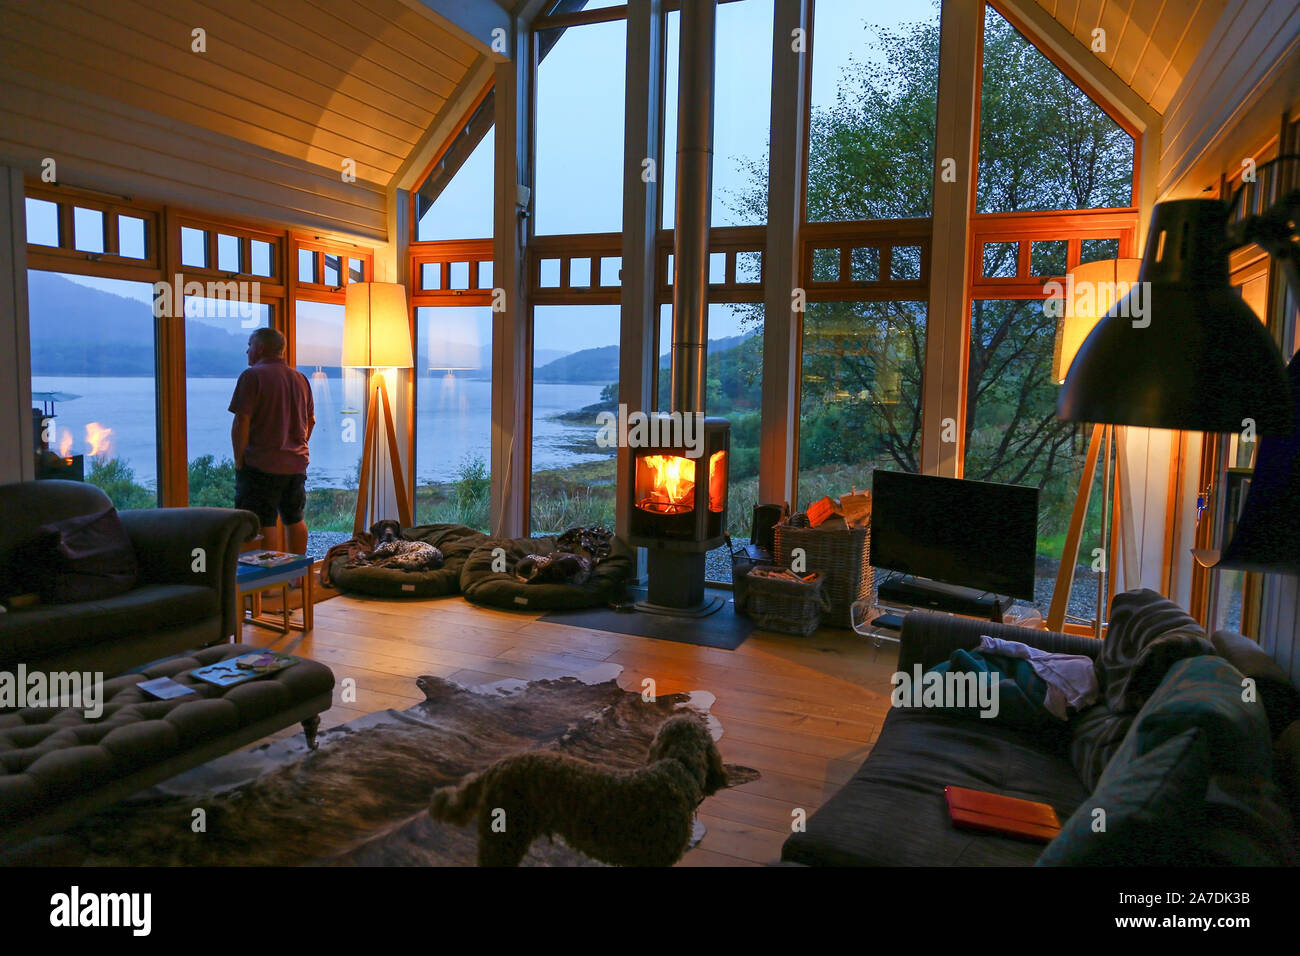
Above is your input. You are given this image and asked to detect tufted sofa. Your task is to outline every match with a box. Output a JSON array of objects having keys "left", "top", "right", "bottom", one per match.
[
  {"left": 0, "top": 480, "right": 259, "bottom": 676},
  {"left": 0, "top": 643, "right": 335, "bottom": 845}
]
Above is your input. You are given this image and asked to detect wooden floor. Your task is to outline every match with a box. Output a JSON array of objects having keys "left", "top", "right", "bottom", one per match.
[{"left": 241, "top": 589, "right": 899, "bottom": 866}]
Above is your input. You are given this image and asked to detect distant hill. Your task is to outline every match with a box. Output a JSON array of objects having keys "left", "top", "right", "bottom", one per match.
[
  {"left": 29, "top": 272, "right": 252, "bottom": 377},
  {"left": 534, "top": 344, "right": 620, "bottom": 383}
]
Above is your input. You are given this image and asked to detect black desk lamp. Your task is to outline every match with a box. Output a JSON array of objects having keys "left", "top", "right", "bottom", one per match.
[{"left": 1058, "top": 156, "right": 1300, "bottom": 577}]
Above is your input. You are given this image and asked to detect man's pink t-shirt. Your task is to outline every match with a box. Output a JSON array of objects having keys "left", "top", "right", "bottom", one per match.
[{"left": 228, "top": 358, "right": 314, "bottom": 475}]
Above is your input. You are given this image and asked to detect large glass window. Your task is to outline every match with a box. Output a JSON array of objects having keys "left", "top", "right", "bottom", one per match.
[
  {"left": 415, "top": 306, "right": 494, "bottom": 530},
  {"left": 294, "top": 300, "right": 368, "bottom": 533},
  {"left": 797, "top": 300, "right": 926, "bottom": 503},
  {"left": 28, "top": 271, "right": 159, "bottom": 509},
  {"left": 185, "top": 295, "right": 270, "bottom": 507},
  {"left": 534, "top": 19, "right": 627, "bottom": 235},
  {"left": 976, "top": 5, "right": 1134, "bottom": 213},
  {"left": 662, "top": 0, "right": 774, "bottom": 228},
  {"left": 531, "top": 304, "right": 621, "bottom": 533},
  {"left": 805, "top": 0, "right": 940, "bottom": 222},
  {"left": 417, "top": 126, "right": 495, "bottom": 242},
  {"left": 965, "top": 298, "right": 1098, "bottom": 618}
]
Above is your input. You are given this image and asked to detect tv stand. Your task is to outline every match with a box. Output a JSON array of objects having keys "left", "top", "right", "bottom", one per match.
[{"left": 876, "top": 574, "right": 1011, "bottom": 623}]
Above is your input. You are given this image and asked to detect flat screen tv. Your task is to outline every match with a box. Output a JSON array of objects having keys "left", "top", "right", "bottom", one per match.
[{"left": 870, "top": 470, "right": 1039, "bottom": 601}]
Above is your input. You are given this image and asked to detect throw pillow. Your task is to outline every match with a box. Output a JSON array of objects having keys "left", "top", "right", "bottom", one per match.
[{"left": 30, "top": 507, "right": 140, "bottom": 604}]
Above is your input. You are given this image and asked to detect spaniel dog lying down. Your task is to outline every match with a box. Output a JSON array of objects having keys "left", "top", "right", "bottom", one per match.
[
  {"left": 361, "top": 520, "right": 444, "bottom": 572},
  {"left": 513, "top": 526, "right": 615, "bottom": 586},
  {"left": 428, "top": 714, "right": 728, "bottom": 867}
]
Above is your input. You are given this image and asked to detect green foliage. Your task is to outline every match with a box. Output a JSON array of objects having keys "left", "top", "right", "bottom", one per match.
[
  {"left": 86, "top": 456, "right": 155, "bottom": 510},
  {"left": 187, "top": 455, "right": 236, "bottom": 507}
]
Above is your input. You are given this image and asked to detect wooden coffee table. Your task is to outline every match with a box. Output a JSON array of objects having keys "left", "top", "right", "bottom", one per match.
[{"left": 236, "top": 555, "right": 315, "bottom": 635}]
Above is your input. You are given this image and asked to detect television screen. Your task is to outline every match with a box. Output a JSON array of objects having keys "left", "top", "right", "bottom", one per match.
[{"left": 870, "top": 470, "right": 1039, "bottom": 601}]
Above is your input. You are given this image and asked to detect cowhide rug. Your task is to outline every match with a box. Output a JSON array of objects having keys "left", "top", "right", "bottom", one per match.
[{"left": 2, "top": 664, "right": 759, "bottom": 867}]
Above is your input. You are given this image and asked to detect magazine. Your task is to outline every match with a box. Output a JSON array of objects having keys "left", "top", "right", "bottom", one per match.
[
  {"left": 238, "top": 550, "right": 305, "bottom": 569},
  {"left": 190, "top": 652, "right": 299, "bottom": 688},
  {"left": 137, "top": 676, "right": 197, "bottom": 700}
]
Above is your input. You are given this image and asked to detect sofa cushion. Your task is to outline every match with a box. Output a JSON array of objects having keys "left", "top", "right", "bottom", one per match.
[
  {"left": 781, "top": 708, "right": 1089, "bottom": 866},
  {"left": 1211, "top": 629, "right": 1300, "bottom": 739},
  {"left": 23, "top": 506, "right": 139, "bottom": 604},
  {"left": 0, "top": 480, "right": 115, "bottom": 600},
  {"left": 0, "top": 584, "right": 219, "bottom": 664}
]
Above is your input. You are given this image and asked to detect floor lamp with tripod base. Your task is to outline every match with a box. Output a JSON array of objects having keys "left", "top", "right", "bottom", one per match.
[
  {"left": 343, "top": 281, "right": 414, "bottom": 536},
  {"left": 1047, "top": 257, "right": 1142, "bottom": 638}
]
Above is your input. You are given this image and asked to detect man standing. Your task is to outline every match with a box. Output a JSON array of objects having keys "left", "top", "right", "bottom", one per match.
[{"left": 230, "top": 327, "right": 315, "bottom": 554}]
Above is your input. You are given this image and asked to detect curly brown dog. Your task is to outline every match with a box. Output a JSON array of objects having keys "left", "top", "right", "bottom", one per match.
[{"left": 428, "top": 714, "right": 728, "bottom": 867}]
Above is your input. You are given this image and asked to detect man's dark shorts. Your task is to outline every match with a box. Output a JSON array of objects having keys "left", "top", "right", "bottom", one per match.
[{"left": 235, "top": 466, "right": 307, "bottom": 527}]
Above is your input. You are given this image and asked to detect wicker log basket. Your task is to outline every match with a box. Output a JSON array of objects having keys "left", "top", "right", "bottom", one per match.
[
  {"left": 737, "top": 567, "right": 831, "bottom": 637},
  {"left": 773, "top": 525, "right": 872, "bottom": 628}
]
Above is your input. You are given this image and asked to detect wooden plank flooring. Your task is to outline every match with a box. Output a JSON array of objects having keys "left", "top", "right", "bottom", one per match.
[{"left": 241, "top": 591, "right": 899, "bottom": 866}]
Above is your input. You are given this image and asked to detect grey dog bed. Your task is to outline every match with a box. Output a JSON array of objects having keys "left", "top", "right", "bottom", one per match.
[
  {"left": 328, "top": 524, "right": 489, "bottom": 598},
  {"left": 459, "top": 534, "right": 634, "bottom": 611}
]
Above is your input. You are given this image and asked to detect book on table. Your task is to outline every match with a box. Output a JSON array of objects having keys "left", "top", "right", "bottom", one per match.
[{"left": 190, "top": 652, "right": 300, "bottom": 688}]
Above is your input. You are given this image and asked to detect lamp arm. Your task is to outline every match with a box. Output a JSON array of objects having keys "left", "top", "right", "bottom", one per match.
[
  {"left": 1233, "top": 189, "right": 1300, "bottom": 310},
  {"left": 1227, "top": 154, "right": 1300, "bottom": 312}
]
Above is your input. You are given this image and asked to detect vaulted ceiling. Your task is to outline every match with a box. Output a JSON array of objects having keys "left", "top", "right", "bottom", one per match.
[
  {"left": 0, "top": 0, "right": 485, "bottom": 185},
  {"left": 1034, "top": 0, "right": 1229, "bottom": 113}
]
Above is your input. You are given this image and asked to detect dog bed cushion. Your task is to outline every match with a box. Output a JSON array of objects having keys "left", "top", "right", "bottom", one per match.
[
  {"left": 460, "top": 534, "right": 634, "bottom": 611},
  {"left": 328, "top": 524, "right": 489, "bottom": 598}
]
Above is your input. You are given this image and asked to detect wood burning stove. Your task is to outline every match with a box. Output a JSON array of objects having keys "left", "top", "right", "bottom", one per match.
[{"left": 625, "top": 417, "right": 730, "bottom": 610}]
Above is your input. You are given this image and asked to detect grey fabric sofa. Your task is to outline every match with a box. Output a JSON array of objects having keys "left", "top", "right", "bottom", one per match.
[
  {"left": 782, "top": 602, "right": 1300, "bottom": 866},
  {"left": 0, "top": 480, "right": 259, "bottom": 677}
]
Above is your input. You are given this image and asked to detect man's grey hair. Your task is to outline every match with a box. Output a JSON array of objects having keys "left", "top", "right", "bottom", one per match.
[{"left": 250, "top": 327, "right": 286, "bottom": 356}]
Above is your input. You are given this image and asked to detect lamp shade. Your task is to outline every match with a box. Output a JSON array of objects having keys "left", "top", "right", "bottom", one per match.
[
  {"left": 1057, "top": 199, "right": 1292, "bottom": 434},
  {"left": 343, "top": 282, "right": 413, "bottom": 369},
  {"left": 1051, "top": 258, "right": 1142, "bottom": 384}
]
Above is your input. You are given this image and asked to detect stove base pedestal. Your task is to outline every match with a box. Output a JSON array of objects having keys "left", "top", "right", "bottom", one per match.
[
  {"left": 634, "top": 549, "right": 721, "bottom": 617},
  {"left": 633, "top": 594, "right": 725, "bottom": 618}
]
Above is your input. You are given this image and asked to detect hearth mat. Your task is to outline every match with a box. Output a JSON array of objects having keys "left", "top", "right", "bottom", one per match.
[{"left": 540, "top": 587, "right": 754, "bottom": 649}]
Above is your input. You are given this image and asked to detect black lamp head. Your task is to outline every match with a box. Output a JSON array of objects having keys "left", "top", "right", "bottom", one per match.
[{"left": 1057, "top": 198, "right": 1293, "bottom": 435}]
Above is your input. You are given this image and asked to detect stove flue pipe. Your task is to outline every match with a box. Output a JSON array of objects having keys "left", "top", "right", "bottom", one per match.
[{"left": 669, "top": 0, "right": 717, "bottom": 418}]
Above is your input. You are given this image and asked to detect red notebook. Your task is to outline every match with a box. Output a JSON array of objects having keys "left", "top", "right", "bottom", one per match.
[{"left": 944, "top": 786, "right": 1062, "bottom": 843}]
